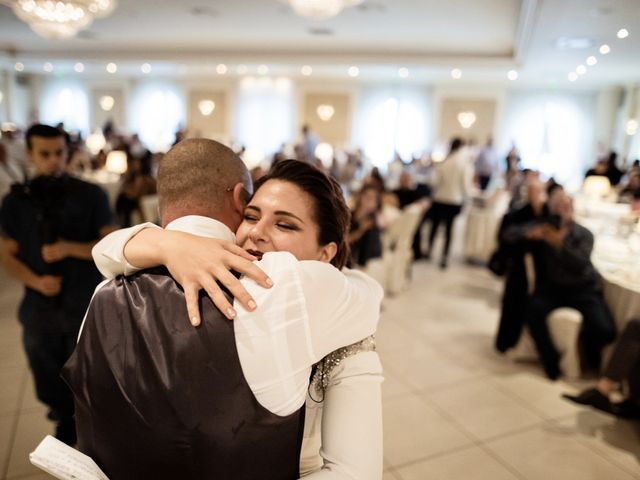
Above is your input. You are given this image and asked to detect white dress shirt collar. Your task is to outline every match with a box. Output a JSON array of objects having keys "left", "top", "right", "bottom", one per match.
[{"left": 165, "top": 215, "right": 236, "bottom": 244}]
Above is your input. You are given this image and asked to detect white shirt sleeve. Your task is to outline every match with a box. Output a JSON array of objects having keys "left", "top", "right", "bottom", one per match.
[
  {"left": 234, "top": 252, "right": 383, "bottom": 416},
  {"left": 91, "top": 222, "right": 160, "bottom": 278},
  {"left": 302, "top": 352, "right": 384, "bottom": 480}
]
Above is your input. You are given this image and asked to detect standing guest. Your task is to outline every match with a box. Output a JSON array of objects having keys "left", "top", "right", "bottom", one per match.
[
  {"left": 0, "top": 124, "right": 116, "bottom": 444},
  {"left": 301, "top": 124, "right": 319, "bottom": 164},
  {"left": 115, "top": 153, "right": 157, "bottom": 227},
  {"left": 474, "top": 137, "right": 498, "bottom": 191},
  {"left": 392, "top": 170, "right": 431, "bottom": 259},
  {"left": 563, "top": 319, "right": 640, "bottom": 418},
  {"left": 505, "top": 145, "right": 521, "bottom": 190},
  {"left": 525, "top": 193, "right": 616, "bottom": 379},
  {"left": 425, "top": 138, "right": 473, "bottom": 269},
  {"left": 349, "top": 185, "right": 384, "bottom": 267}
]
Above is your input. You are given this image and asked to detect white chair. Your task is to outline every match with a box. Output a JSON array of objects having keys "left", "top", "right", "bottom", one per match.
[
  {"left": 511, "top": 253, "right": 584, "bottom": 379},
  {"left": 364, "top": 202, "right": 426, "bottom": 296},
  {"left": 463, "top": 190, "right": 509, "bottom": 262}
]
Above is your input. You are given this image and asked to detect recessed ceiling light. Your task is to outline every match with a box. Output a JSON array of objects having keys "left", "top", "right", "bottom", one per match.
[
  {"left": 586, "top": 56, "right": 597, "bottom": 66},
  {"left": 14, "top": 62, "right": 24, "bottom": 72},
  {"left": 599, "top": 44, "right": 611, "bottom": 54},
  {"left": 568, "top": 72, "right": 578, "bottom": 82},
  {"left": 257, "top": 65, "right": 269, "bottom": 75},
  {"left": 74, "top": 62, "right": 84, "bottom": 73},
  {"left": 451, "top": 68, "right": 462, "bottom": 79},
  {"left": 216, "top": 64, "right": 228, "bottom": 75},
  {"left": 43, "top": 62, "right": 53, "bottom": 72},
  {"left": 398, "top": 67, "right": 409, "bottom": 78},
  {"left": 348, "top": 66, "right": 359, "bottom": 77},
  {"left": 507, "top": 70, "right": 518, "bottom": 81},
  {"left": 237, "top": 64, "right": 248, "bottom": 75},
  {"left": 576, "top": 65, "right": 587, "bottom": 75},
  {"left": 106, "top": 62, "right": 117, "bottom": 73},
  {"left": 141, "top": 63, "right": 152, "bottom": 74},
  {"left": 301, "top": 65, "right": 312, "bottom": 76},
  {"left": 617, "top": 28, "right": 629, "bottom": 39}
]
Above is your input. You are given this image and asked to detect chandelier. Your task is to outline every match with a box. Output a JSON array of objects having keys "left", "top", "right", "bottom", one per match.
[
  {"left": 3, "top": 0, "right": 117, "bottom": 39},
  {"left": 281, "top": 0, "right": 364, "bottom": 20}
]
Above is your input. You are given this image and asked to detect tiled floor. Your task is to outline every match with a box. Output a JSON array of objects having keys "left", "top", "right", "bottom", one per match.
[{"left": 1, "top": 252, "right": 639, "bottom": 479}]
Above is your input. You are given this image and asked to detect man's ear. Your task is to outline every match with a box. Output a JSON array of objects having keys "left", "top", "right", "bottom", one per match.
[
  {"left": 318, "top": 242, "right": 338, "bottom": 264},
  {"left": 231, "top": 182, "right": 247, "bottom": 215}
]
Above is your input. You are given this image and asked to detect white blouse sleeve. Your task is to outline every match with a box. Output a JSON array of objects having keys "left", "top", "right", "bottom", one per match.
[
  {"left": 302, "top": 351, "right": 384, "bottom": 480},
  {"left": 91, "top": 223, "right": 160, "bottom": 278}
]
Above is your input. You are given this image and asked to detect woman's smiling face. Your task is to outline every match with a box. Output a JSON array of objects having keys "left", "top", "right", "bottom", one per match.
[{"left": 236, "top": 179, "right": 333, "bottom": 262}]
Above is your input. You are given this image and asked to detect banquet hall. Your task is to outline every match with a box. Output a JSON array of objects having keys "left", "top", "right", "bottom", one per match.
[{"left": 0, "top": 0, "right": 640, "bottom": 479}]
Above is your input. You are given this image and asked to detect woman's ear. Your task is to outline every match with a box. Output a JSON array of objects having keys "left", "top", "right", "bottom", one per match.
[{"left": 318, "top": 242, "right": 338, "bottom": 264}]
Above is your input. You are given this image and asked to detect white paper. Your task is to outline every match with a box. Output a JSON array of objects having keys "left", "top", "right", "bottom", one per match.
[{"left": 29, "top": 435, "right": 110, "bottom": 480}]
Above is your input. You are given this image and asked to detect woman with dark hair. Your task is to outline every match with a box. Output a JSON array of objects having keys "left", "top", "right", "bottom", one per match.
[
  {"left": 425, "top": 137, "right": 473, "bottom": 268},
  {"left": 348, "top": 184, "right": 384, "bottom": 266},
  {"left": 92, "top": 159, "right": 383, "bottom": 479}
]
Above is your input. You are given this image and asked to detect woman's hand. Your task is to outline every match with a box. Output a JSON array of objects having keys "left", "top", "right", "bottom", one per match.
[{"left": 125, "top": 229, "right": 273, "bottom": 325}]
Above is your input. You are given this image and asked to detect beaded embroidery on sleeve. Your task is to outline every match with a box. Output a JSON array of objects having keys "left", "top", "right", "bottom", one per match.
[{"left": 309, "top": 335, "right": 377, "bottom": 403}]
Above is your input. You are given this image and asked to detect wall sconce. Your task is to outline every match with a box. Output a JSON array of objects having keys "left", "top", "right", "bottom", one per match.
[
  {"left": 106, "top": 150, "right": 128, "bottom": 174},
  {"left": 100, "top": 95, "right": 115, "bottom": 112},
  {"left": 626, "top": 119, "right": 639, "bottom": 136},
  {"left": 316, "top": 104, "right": 335, "bottom": 122},
  {"left": 198, "top": 99, "right": 216, "bottom": 116},
  {"left": 457, "top": 111, "right": 476, "bottom": 129}
]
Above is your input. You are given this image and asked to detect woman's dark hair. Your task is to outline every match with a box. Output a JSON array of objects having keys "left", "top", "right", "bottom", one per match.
[
  {"left": 354, "top": 184, "right": 382, "bottom": 213},
  {"left": 254, "top": 159, "right": 351, "bottom": 269}
]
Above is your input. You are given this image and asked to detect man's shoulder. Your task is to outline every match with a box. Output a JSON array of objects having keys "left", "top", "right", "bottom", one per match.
[{"left": 66, "top": 176, "right": 106, "bottom": 198}]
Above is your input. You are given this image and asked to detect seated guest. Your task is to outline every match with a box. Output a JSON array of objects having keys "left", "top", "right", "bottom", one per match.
[
  {"left": 392, "top": 170, "right": 431, "bottom": 259},
  {"left": 585, "top": 159, "right": 609, "bottom": 179},
  {"left": 492, "top": 179, "right": 550, "bottom": 352},
  {"left": 618, "top": 171, "right": 640, "bottom": 203},
  {"left": 563, "top": 319, "right": 640, "bottom": 419},
  {"left": 525, "top": 193, "right": 616, "bottom": 379},
  {"left": 115, "top": 152, "right": 157, "bottom": 226},
  {"left": 349, "top": 185, "right": 384, "bottom": 267}
]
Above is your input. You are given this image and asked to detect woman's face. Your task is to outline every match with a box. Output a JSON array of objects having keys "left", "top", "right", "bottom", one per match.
[{"left": 236, "top": 179, "right": 335, "bottom": 262}]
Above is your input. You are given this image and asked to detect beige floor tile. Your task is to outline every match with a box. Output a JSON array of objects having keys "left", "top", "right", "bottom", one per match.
[
  {"left": 5, "top": 410, "right": 54, "bottom": 478},
  {"left": 486, "top": 422, "right": 637, "bottom": 480},
  {"left": 395, "top": 445, "right": 519, "bottom": 480},
  {"left": 426, "top": 378, "right": 543, "bottom": 440},
  {"left": 382, "top": 470, "right": 400, "bottom": 480},
  {"left": 0, "top": 368, "right": 25, "bottom": 416},
  {"left": 0, "top": 414, "right": 16, "bottom": 477},
  {"left": 380, "top": 369, "right": 414, "bottom": 400},
  {"left": 383, "top": 394, "right": 473, "bottom": 467},
  {"left": 551, "top": 411, "right": 640, "bottom": 477}
]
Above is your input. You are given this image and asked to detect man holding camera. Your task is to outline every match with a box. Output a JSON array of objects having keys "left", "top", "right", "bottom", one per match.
[{"left": 0, "top": 124, "right": 116, "bottom": 444}]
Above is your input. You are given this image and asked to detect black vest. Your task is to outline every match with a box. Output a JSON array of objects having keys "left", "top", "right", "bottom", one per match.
[{"left": 63, "top": 267, "right": 305, "bottom": 480}]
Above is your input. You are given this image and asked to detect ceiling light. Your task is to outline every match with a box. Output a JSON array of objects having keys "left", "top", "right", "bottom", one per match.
[
  {"left": 507, "top": 70, "right": 518, "bottom": 80},
  {"left": 586, "top": 56, "right": 597, "bottom": 66},
  {"left": 14, "top": 62, "right": 24, "bottom": 72},
  {"left": 451, "top": 68, "right": 462, "bottom": 79},
  {"left": 576, "top": 65, "right": 587, "bottom": 75},
  {"left": 348, "top": 66, "right": 359, "bottom": 77},
  {"left": 237, "top": 64, "right": 248, "bottom": 75},
  {"left": 599, "top": 44, "right": 611, "bottom": 54},
  {"left": 283, "top": 0, "right": 364, "bottom": 20},
  {"left": 141, "top": 63, "right": 151, "bottom": 74},
  {"left": 216, "top": 64, "right": 228, "bottom": 75},
  {"left": 43, "top": 62, "right": 53, "bottom": 72},
  {"left": 568, "top": 72, "right": 578, "bottom": 81},
  {"left": 617, "top": 28, "right": 629, "bottom": 39},
  {"left": 74, "top": 62, "right": 84, "bottom": 72},
  {"left": 106, "top": 62, "right": 117, "bottom": 73},
  {"left": 457, "top": 111, "right": 476, "bottom": 129},
  {"left": 257, "top": 64, "right": 269, "bottom": 75},
  {"left": 301, "top": 65, "right": 313, "bottom": 76},
  {"left": 398, "top": 67, "right": 409, "bottom": 78},
  {"left": 8, "top": 0, "right": 118, "bottom": 40},
  {"left": 198, "top": 99, "right": 216, "bottom": 116},
  {"left": 316, "top": 104, "right": 335, "bottom": 122},
  {"left": 99, "top": 95, "right": 115, "bottom": 111}
]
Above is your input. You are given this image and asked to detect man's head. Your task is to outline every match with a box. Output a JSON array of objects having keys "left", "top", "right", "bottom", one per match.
[
  {"left": 157, "top": 138, "right": 252, "bottom": 230},
  {"left": 549, "top": 191, "right": 573, "bottom": 223},
  {"left": 26, "top": 124, "right": 67, "bottom": 176},
  {"left": 525, "top": 179, "right": 546, "bottom": 207}
]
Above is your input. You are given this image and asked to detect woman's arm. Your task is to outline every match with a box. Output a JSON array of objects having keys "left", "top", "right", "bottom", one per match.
[
  {"left": 302, "top": 351, "right": 384, "bottom": 479},
  {"left": 92, "top": 224, "right": 272, "bottom": 323}
]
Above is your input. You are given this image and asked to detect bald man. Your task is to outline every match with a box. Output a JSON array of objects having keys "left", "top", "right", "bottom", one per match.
[{"left": 63, "top": 139, "right": 381, "bottom": 480}]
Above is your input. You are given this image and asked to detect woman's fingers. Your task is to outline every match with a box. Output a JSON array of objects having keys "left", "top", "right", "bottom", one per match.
[
  {"left": 215, "top": 269, "right": 257, "bottom": 313},
  {"left": 222, "top": 241, "right": 257, "bottom": 261},
  {"left": 200, "top": 275, "right": 237, "bottom": 320},
  {"left": 227, "top": 254, "right": 273, "bottom": 289},
  {"left": 184, "top": 284, "right": 201, "bottom": 326}
]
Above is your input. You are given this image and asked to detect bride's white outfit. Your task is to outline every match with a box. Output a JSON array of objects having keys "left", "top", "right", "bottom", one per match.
[{"left": 91, "top": 220, "right": 384, "bottom": 479}]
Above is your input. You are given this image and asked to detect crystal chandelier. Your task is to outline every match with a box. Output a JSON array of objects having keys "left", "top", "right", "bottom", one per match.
[
  {"left": 282, "top": 0, "right": 364, "bottom": 20},
  {"left": 3, "top": 0, "right": 117, "bottom": 39}
]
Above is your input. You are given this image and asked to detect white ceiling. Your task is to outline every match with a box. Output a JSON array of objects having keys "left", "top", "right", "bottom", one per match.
[{"left": 0, "top": 0, "right": 638, "bottom": 87}]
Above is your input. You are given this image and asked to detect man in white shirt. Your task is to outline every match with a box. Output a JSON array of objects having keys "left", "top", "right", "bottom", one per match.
[{"left": 63, "top": 139, "right": 382, "bottom": 479}]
